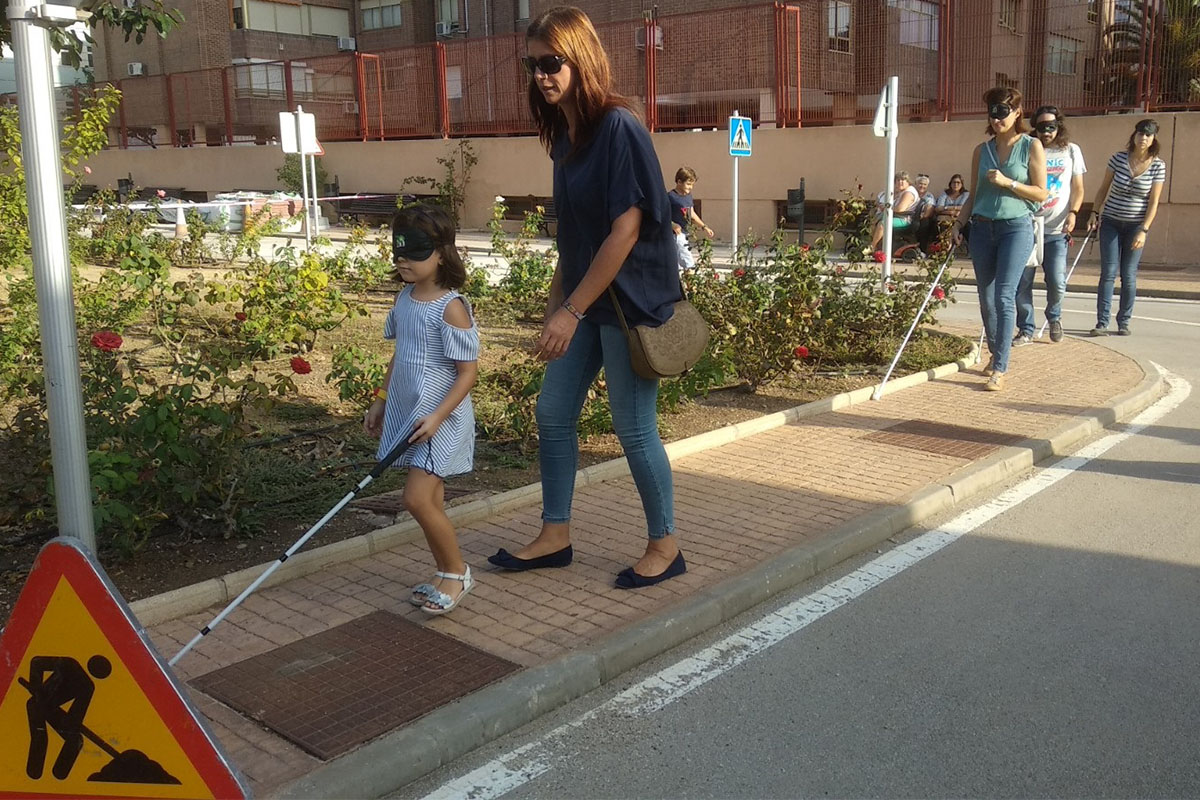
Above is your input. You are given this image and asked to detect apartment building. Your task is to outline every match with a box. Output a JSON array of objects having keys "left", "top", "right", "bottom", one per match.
[{"left": 87, "top": 0, "right": 1160, "bottom": 146}]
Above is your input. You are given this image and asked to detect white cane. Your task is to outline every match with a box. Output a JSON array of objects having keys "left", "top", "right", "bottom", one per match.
[{"left": 1036, "top": 230, "right": 1093, "bottom": 339}]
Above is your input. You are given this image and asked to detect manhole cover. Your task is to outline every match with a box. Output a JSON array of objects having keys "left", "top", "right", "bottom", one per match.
[
  {"left": 863, "top": 419, "right": 1023, "bottom": 459},
  {"left": 191, "top": 611, "right": 518, "bottom": 760},
  {"left": 351, "top": 485, "right": 474, "bottom": 514}
]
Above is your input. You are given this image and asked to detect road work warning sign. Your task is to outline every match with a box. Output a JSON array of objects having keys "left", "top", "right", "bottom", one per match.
[{"left": 0, "top": 538, "right": 249, "bottom": 799}]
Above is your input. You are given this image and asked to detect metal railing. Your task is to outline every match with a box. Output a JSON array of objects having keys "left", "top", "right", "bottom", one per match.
[{"left": 2, "top": 0, "right": 1195, "bottom": 148}]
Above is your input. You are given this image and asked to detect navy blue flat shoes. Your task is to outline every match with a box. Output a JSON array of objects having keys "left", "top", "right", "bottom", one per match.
[
  {"left": 614, "top": 550, "right": 687, "bottom": 589},
  {"left": 487, "top": 545, "right": 574, "bottom": 571}
]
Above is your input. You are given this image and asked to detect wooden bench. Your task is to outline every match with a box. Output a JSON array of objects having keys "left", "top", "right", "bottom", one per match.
[
  {"left": 502, "top": 195, "right": 558, "bottom": 237},
  {"left": 340, "top": 194, "right": 399, "bottom": 223}
]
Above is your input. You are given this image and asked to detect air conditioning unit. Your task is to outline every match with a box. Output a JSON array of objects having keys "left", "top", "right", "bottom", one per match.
[
  {"left": 336, "top": 36, "right": 356, "bottom": 52},
  {"left": 434, "top": 20, "right": 455, "bottom": 37},
  {"left": 634, "top": 25, "right": 664, "bottom": 50},
  {"left": 342, "top": 100, "right": 359, "bottom": 114},
  {"left": 127, "top": 62, "right": 145, "bottom": 77}
]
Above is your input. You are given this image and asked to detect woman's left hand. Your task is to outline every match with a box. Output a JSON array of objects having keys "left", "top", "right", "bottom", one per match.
[
  {"left": 533, "top": 308, "right": 579, "bottom": 362},
  {"left": 985, "top": 169, "right": 1008, "bottom": 187},
  {"left": 1132, "top": 230, "right": 1147, "bottom": 250}
]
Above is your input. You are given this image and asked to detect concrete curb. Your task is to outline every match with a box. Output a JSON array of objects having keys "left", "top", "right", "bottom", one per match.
[
  {"left": 129, "top": 344, "right": 980, "bottom": 627},
  {"left": 275, "top": 352, "right": 1164, "bottom": 799}
]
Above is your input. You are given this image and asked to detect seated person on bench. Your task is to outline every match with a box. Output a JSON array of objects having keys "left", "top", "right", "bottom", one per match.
[{"left": 866, "top": 171, "right": 920, "bottom": 254}]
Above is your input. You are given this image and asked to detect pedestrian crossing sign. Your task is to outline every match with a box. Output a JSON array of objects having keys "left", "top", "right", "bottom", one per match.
[
  {"left": 729, "top": 116, "right": 752, "bottom": 157},
  {"left": 0, "top": 538, "right": 249, "bottom": 799}
]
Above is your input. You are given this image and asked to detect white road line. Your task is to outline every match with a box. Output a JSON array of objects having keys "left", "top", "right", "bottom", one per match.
[
  {"left": 421, "top": 365, "right": 1190, "bottom": 800},
  {"left": 955, "top": 293, "right": 1200, "bottom": 325}
]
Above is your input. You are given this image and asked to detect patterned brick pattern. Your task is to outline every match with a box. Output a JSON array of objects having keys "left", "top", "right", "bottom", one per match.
[{"left": 148, "top": 333, "right": 1144, "bottom": 794}]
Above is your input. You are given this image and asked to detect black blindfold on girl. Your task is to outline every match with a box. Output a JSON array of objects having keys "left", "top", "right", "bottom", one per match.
[{"left": 392, "top": 227, "right": 438, "bottom": 263}]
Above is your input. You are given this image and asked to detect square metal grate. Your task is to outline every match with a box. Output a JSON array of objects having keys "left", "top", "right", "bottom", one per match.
[
  {"left": 191, "top": 611, "right": 518, "bottom": 760},
  {"left": 863, "top": 419, "right": 1024, "bottom": 460}
]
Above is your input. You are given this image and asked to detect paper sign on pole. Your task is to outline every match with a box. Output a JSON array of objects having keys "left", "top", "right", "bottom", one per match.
[
  {"left": 278, "top": 110, "right": 319, "bottom": 155},
  {"left": 0, "top": 538, "right": 249, "bottom": 799}
]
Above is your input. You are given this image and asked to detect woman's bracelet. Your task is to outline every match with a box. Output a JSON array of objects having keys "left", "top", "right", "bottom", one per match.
[
  {"left": 373, "top": 388, "right": 387, "bottom": 401},
  {"left": 561, "top": 299, "right": 585, "bottom": 321}
]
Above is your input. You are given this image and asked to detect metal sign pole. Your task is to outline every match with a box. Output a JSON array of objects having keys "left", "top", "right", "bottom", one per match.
[
  {"left": 9, "top": 0, "right": 97, "bottom": 551},
  {"left": 309, "top": 153, "right": 320, "bottom": 237},
  {"left": 295, "top": 106, "right": 311, "bottom": 249},
  {"left": 732, "top": 154, "right": 740, "bottom": 262},
  {"left": 881, "top": 76, "right": 899, "bottom": 286}
]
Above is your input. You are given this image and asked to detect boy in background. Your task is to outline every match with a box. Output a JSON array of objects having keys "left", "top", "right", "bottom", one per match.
[{"left": 668, "top": 166, "right": 714, "bottom": 271}]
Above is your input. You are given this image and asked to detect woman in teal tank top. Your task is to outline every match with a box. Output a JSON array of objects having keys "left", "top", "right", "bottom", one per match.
[{"left": 953, "top": 86, "right": 1048, "bottom": 392}]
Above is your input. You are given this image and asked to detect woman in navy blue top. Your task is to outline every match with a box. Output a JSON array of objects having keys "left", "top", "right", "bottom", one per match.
[{"left": 488, "top": 5, "right": 686, "bottom": 589}]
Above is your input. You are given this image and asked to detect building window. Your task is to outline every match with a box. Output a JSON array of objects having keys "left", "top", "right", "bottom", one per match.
[
  {"left": 999, "top": 0, "right": 1019, "bottom": 32},
  {"left": 1086, "top": 0, "right": 1098, "bottom": 24},
  {"left": 516, "top": 0, "right": 529, "bottom": 21},
  {"left": 231, "top": 0, "right": 243, "bottom": 29},
  {"left": 1047, "top": 34, "right": 1082, "bottom": 75},
  {"left": 362, "top": 2, "right": 402, "bottom": 30},
  {"left": 437, "top": 0, "right": 460, "bottom": 24},
  {"left": 827, "top": 0, "right": 851, "bottom": 53},
  {"left": 891, "top": 0, "right": 938, "bottom": 50}
]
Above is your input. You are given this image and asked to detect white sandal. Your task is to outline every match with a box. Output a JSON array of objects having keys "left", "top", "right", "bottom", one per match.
[
  {"left": 421, "top": 566, "right": 474, "bottom": 616},
  {"left": 409, "top": 581, "right": 437, "bottom": 606}
]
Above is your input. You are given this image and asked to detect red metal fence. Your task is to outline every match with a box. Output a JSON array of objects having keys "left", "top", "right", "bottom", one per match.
[{"left": 4, "top": 0, "right": 1197, "bottom": 148}]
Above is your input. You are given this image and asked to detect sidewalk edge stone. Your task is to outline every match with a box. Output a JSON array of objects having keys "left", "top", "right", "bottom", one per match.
[{"left": 129, "top": 344, "right": 977, "bottom": 627}]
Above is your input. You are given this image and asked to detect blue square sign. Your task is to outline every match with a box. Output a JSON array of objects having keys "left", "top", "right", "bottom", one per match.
[{"left": 729, "top": 116, "right": 752, "bottom": 157}]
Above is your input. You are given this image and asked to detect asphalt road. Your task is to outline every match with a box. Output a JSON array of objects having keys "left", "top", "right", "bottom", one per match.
[{"left": 398, "top": 288, "right": 1200, "bottom": 800}]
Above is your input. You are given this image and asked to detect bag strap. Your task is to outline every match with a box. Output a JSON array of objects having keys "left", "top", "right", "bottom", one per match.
[{"left": 607, "top": 286, "right": 634, "bottom": 335}]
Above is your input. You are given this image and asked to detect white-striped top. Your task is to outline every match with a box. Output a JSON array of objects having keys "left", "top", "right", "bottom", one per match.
[
  {"left": 1102, "top": 150, "right": 1166, "bottom": 222},
  {"left": 378, "top": 286, "right": 479, "bottom": 478}
]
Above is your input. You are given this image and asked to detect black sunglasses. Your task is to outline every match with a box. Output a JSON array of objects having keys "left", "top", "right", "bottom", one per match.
[
  {"left": 523, "top": 54, "right": 568, "bottom": 75},
  {"left": 988, "top": 102, "right": 1013, "bottom": 120},
  {"left": 1035, "top": 121, "right": 1059, "bottom": 133}
]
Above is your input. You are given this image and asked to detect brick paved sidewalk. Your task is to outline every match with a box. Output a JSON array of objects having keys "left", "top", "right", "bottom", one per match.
[{"left": 144, "top": 333, "right": 1146, "bottom": 796}]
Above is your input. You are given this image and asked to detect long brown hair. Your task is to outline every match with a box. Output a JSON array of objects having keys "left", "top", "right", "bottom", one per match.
[{"left": 526, "top": 6, "right": 637, "bottom": 155}]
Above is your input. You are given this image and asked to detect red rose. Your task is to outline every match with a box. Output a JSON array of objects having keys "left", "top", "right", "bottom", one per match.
[
  {"left": 733, "top": 268, "right": 746, "bottom": 278},
  {"left": 90, "top": 331, "right": 123, "bottom": 352},
  {"left": 794, "top": 345, "right": 810, "bottom": 358},
  {"left": 929, "top": 243, "right": 942, "bottom": 253},
  {"left": 156, "top": 189, "right": 166, "bottom": 199},
  {"left": 290, "top": 356, "right": 312, "bottom": 375},
  {"left": 873, "top": 250, "right": 886, "bottom": 263},
  {"left": 800, "top": 243, "right": 810, "bottom": 252},
  {"left": 933, "top": 287, "right": 945, "bottom": 300},
  {"left": 887, "top": 282, "right": 897, "bottom": 292},
  {"left": 234, "top": 312, "right": 247, "bottom": 322}
]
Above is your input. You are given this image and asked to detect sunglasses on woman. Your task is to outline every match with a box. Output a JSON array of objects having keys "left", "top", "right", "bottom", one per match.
[
  {"left": 523, "top": 54, "right": 568, "bottom": 75},
  {"left": 1035, "top": 121, "right": 1059, "bottom": 134}
]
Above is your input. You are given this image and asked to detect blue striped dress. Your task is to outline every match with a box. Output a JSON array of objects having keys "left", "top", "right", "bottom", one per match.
[{"left": 377, "top": 286, "right": 479, "bottom": 478}]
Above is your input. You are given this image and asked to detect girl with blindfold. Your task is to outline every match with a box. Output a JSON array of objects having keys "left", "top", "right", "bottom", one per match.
[
  {"left": 953, "top": 86, "right": 1048, "bottom": 391},
  {"left": 364, "top": 204, "right": 479, "bottom": 615},
  {"left": 1085, "top": 119, "right": 1166, "bottom": 336},
  {"left": 488, "top": 6, "right": 686, "bottom": 589}
]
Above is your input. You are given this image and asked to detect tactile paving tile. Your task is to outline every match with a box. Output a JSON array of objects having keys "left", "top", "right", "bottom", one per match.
[
  {"left": 350, "top": 484, "right": 474, "bottom": 513},
  {"left": 190, "top": 611, "right": 517, "bottom": 760},
  {"left": 863, "top": 419, "right": 1024, "bottom": 459}
]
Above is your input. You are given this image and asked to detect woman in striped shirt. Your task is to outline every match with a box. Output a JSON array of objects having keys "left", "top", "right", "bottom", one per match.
[{"left": 1085, "top": 119, "right": 1167, "bottom": 336}]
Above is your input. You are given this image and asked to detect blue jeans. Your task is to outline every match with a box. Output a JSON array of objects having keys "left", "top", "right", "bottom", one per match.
[
  {"left": 536, "top": 319, "right": 675, "bottom": 538},
  {"left": 969, "top": 216, "right": 1035, "bottom": 374},
  {"left": 1096, "top": 216, "right": 1145, "bottom": 329},
  {"left": 1016, "top": 232, "right": 1068, "bottom": 334}
]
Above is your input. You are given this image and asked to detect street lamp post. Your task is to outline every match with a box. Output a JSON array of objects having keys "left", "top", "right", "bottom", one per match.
[{"left": 8, "top": 0, "right": 97, "bottom": 551}]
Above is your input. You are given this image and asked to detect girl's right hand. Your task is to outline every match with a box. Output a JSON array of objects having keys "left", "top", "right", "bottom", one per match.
[
  {"left": 364, "top": 399, "right": 385, "bottom": 438},
  {"left": 1086, "top": 213, "right": 1099, "bottom": 233}
]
